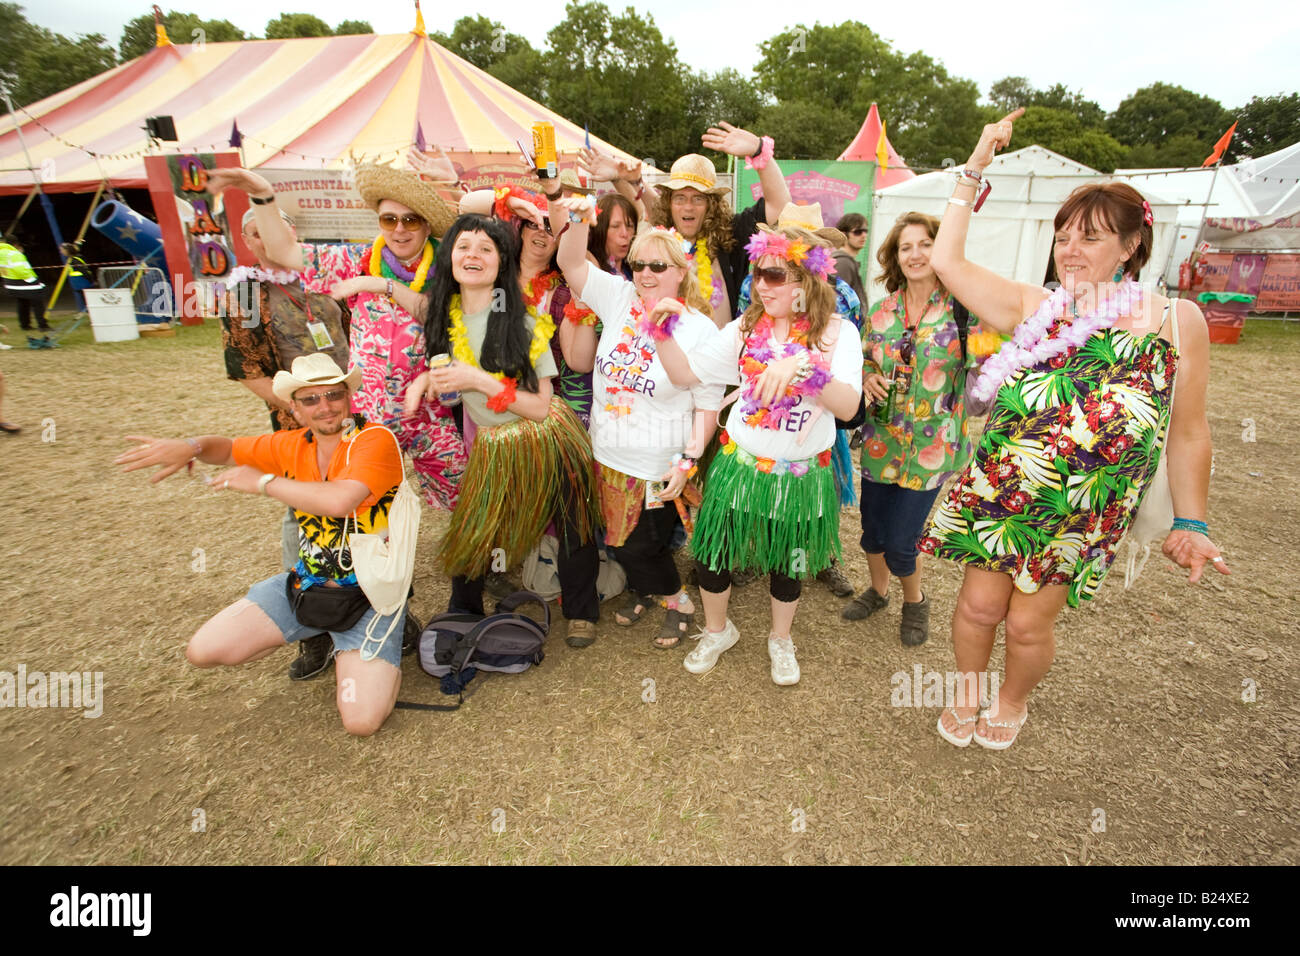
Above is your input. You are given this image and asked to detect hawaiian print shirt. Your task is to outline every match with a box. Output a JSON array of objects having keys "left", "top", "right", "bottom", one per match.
[{"left": 860, "top": 289, "right": 987, "bottom": 491}]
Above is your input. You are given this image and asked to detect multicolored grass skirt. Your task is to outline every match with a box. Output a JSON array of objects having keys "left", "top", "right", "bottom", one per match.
[
  {"left": 691, "top": 430, "right": 840, "bottom": 579},
  {"left": 439, "top": 397, "right": 598, "bottom": 579}
]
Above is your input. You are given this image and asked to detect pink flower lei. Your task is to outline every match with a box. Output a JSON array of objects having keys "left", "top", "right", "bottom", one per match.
[
  {"left": 970, "top": 279, "right": 1142, "bottom": 402},
  {"left": 635, "top": 297, "right": 685, "bottom": 341},
  {"left": 738, "top": 314, "right": 831, "bottom": 429}
]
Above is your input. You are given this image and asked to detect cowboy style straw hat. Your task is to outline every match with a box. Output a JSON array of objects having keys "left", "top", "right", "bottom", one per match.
[
  {"left": 272, "top": 353, "right": 363, "bottom": 404},
  {"left": 655, "top": 154, "right": 729, "bottom": 195},
  {"left": 354, "top": 163, "right": 458, "bottom": 238},
  {"left": 775, "top": 201, "right": 824, "bottom": 231}
]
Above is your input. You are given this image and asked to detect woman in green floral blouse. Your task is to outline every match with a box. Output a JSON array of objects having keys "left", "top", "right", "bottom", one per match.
[{"left": 842, "top": 212, "right": 988, "bottom": 646}]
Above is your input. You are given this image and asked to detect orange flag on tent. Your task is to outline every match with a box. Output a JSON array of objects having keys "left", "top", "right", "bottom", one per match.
[
  {"left": 1202, "top": 122, "right": 1237, "bottom": 167},
  {"left": 876, "top": 123, "right": 889, "bottom": 172}
]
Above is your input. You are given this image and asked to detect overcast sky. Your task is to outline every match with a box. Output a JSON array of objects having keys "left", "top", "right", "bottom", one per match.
[{"left": 29, "top": 0, "right": 1300, "bottom": 112}]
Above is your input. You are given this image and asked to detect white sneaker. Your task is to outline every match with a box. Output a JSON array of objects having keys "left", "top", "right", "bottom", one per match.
[
  {"left": 768, "top": 634, "right": 800, "bottom": 686},
  {"left": 683, "top": 619, "right": 740, "bottom": 675}
]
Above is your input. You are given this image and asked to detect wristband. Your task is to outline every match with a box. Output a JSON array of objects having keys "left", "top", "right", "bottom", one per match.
[
  {"left": 1171, "top": 517, "right": 1209, "bottom": 535},
  {"left": 955, "top": 167, "right": 984, "bottom": 186},
  {"left": 258, "top": 473, "right": 276, "bottom": 496},
  {"left": 671, "top": 453, "right": 697, "bottom": 477},
  {"left": 250, "top": 193, "right": 276, "bottom": 205},
  {"left": 790, "top": 351, "right": 814, "bottom": 385},
  {"left": 386, "top": 278, "right": 394, "bottom": 298},
  {"left": 947, "top": 196, "right": 973, "bottom": 208},
  {"left": 486, "top": 377, "right": 517, "bottom": 413},
  {"left": 185, "top": 437, "right": 201, "bottom": 474},
  {"left": 745, "top": 135, "right": 775, "bottom": 171}
]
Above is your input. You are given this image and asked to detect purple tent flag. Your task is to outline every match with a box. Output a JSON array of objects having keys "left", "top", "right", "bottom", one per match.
[{"left": 229, "top": 120, "right": 242, "bottom": 148}]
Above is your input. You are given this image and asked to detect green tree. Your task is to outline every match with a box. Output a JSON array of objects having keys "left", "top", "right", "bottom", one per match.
[
  {"left": 755, "top": 100, "right": 858, "bottom": 161},
  {"left": 543, "top": 2, "right": 689, "bottom": 166},
  {"left": 988, "top": 76, "right": 1036, "bottom": 113},
  {"left": 1035, "top": 83, "right": 1104, "bottom": 128},
  {"left": 1123, "top": 134, "right": 1220, "bottom": 170},
  {"left": 118, "top": 10, "right": 245, "bottom": 61},
  {"left": 334, "top": 20, "right": 373, "bottom": 36},
  {"left": 264, "top": 13, "right": 333, "bottom": 39},
  {"left": 1012, "top": 105, "right": 1127, "bottom": 172},
  {"left": 755, "top": 22, "right": 984, "bottom": 168},
  {"left": 685, "top": 68, "right": 764, "bottom": 163},
  {"left": 431, "top": 15, "right": 546, "bottom": 103},
  {"left": 1, "top": 4, "right": 116, "bottom": 107},
  {"left": 1107, "top": 83, "right": 1231, "bottom": 152},
  {"left": 1233, "top": 93, "right": 1300, "bottom": 157}
]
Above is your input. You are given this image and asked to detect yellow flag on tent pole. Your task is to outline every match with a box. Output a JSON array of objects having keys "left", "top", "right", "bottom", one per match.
[
  {"left": 876, "top": 122, "right": 889, "bottom": 173},
  {"left": 412, "top": 1, "right": 428, "bottom": 37}
]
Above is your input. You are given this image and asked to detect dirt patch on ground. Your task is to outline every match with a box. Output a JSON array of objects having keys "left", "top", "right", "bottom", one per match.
[{"left": 0, "top": 318, "right": 1296, "bottom": 865}]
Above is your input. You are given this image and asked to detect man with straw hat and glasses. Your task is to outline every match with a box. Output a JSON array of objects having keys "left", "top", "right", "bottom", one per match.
[{"left": 115, "top": 354, "right": 407, "bottom": 736}]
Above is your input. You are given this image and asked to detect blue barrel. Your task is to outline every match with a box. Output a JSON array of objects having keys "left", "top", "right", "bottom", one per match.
[{"left": 91, "top": 200, "right": 171, "bottom": 322}]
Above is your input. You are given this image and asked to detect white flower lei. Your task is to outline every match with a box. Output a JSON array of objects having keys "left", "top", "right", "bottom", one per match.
[
  {"left": 226, "top": 265, "right": 301, "bottom": 286},
  {"left": 970, "top": 279, "right": 1142, "bottom": 402}
]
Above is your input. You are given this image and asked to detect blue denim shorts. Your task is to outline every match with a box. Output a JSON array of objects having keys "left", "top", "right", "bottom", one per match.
[{"left": 246, "top": 573, "right": 404, "bottom": 668}]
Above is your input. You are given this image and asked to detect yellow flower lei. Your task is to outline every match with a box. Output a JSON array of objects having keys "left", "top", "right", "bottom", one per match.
[
  {"left": 693, "top": 239, "right": 714, "bottom": 303},
  {"left": 368, "top": 235, "right": 434, "bottom": 293},
  {"left": 447, "top": 293, "right": 556, "bottom": 382}
]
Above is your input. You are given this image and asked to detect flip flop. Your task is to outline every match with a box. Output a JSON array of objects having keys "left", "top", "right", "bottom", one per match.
[{"left": 974, "top": 699, "right": 1029, "bottom": 751}]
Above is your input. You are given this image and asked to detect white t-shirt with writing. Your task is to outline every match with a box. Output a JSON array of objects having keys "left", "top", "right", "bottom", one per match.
[
  {"left": 687, "top": 317, "right": 864, "bottom": 461},
  {"left": 578, "top": 267, "right": 724, "bottom": 481}
]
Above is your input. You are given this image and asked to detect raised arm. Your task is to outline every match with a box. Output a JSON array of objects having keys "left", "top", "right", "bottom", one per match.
[
  {"left": 579, "top": 149, "right": 647, "bottom": 221},
  {"left": 205, "top": 167, "right": 305, "bottom": 272},
  {"left": 929, "top": 110, "right": 1044, "bottom": 335},
  {"left": 552, "top": 197, "right": 592, "bottom": 297},
  {"left": 701, "top": 122, "right": 790, "bottom": 223}
]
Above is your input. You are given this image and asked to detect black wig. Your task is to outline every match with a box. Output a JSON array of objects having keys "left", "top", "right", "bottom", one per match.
[{"left": 424, "top": 213, "right": 538, "bottom": 393}]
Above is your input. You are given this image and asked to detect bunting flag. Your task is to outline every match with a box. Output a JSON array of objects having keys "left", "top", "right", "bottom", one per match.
[
  {"left": 1203, "top": 122, "right": 1238, "bottom": 167},
  {"left": 228, "top": 120, "right": 242, "bottom": 149}
]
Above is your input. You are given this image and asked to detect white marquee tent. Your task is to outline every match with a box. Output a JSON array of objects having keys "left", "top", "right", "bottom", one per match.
[{"left": 869, "top": 146, "right": 1181, "bottom": 295}]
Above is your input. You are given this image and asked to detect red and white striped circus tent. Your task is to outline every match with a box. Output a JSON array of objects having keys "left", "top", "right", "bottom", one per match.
[{"left": 0, "top": 24, "right": 633, "bottom": 196}]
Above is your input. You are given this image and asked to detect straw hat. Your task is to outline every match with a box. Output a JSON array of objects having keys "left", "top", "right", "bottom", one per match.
[
  {"left": 776, "top": 201, "right": 824, "bottom": 231},
  {"left": 655, "top": 154, "right": 728, "bottom": 195},
  {"left": 354, "top": 163, "right": 458, "bottom": 238},
  {"left": 272, "top": 353, "right": 362, "bottom": 404}
]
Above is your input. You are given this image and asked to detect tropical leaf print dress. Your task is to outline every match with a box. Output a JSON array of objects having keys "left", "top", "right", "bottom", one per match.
[{"left": 918, "top": 318, "right": 1177, "bottom": 607}]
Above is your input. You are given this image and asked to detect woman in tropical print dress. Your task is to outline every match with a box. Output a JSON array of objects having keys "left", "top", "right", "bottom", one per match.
[{"left": 923, "top": 110, "right": 1229, "bottom": 750}]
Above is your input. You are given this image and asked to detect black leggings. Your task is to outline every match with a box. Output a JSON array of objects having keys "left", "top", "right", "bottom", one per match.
[
  {"left": 694, "top": 561, "right": 802, "bottom": 603},
  {"left": 609, "top": 503, "right": 682, "bottom": 597}
]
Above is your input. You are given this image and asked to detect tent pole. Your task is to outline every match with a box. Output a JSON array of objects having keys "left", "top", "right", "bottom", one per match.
[
  {"left": 3, "top": 185, "right": 38, "bottom": 238},
  {"left": 1187, "top": 163, "right": 1223, "bottom": 296},
  {"left": 863, "top": 159, "right": 878, "bottom": 293}
]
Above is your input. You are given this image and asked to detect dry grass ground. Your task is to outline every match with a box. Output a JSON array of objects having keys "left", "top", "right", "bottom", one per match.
[{"left": 0, "top": 315, "right": 1296, "bottom": 865}]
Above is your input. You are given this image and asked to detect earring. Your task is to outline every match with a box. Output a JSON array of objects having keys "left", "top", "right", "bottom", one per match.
[{"left": 1112, "top": 265, "right": 1125, "bottom": 282}]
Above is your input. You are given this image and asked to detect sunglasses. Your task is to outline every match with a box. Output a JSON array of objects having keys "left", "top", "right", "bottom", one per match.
[
  {"left": 295, "top": 388, "right": 349, "bottom": 407},
  {"left": 377, "top": 213, "right": 427, "bottom": 232},
  {"left": 522, "top": 219, "right": 554, "bottom": 235},
  {"left": 899, "top": 330, "right": 915, "bottom": 366},
  {"left": 753, "top": 266, "right": 792, "bottom": 285},
  {"left": 630, "top": 260, "right": 673, "bottom": 274},
  {"left": 849, "top": 228, "right": 868, "bottom": 236}
]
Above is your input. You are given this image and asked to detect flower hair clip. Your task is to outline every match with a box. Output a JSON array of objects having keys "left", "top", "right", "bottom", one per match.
[
  {"left": 1141, "top": 199, "right": 1154, "bottom": 227},
  {"left": 744, "top": 230, "right": 836, "bottom": 280}
]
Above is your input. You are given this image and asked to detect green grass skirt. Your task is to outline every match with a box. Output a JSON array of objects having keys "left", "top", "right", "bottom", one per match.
[
  {"left": 438, "top": 397, "right": 598, "bottom": 579},
  {"left": 691, "top": 440, "right": 841, "bottom": 579}
]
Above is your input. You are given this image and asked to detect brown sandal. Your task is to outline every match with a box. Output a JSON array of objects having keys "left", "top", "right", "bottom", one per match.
[{"left": 653, "top": 608, "right": 694, "bottom": 649}]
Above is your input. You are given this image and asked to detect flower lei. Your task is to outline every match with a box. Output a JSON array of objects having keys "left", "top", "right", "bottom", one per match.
[
  {"left": 493, "top": 185, "right": 546, "bottom": 221},
  {"left": 969, "top": 279, "right": 1142, "bottom": 402},
  {"left": 744, "top": 231, "right": 835, "bottom": 280},
  {"left": 367, "top": 235, "right": 434, "bottom": 292},
  {"left": 447, "top": 293, "right": 556, "bottom": 385},
  {"left": 522, "top": 270, "right": 561, "bottom": 311},
  {"left": 635, "top": 298, "right": 684, "bottom": 341},
  {"left": 739, "top": 314, "right": 832, "bottom": 429},
  {"left": 690, "top": 239, "right": 715, "bottom": 305}
]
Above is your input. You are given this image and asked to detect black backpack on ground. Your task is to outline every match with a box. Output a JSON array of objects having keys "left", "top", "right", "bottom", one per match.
[{"left": 395, "top": 591, "right": 550, "bottom": 712}]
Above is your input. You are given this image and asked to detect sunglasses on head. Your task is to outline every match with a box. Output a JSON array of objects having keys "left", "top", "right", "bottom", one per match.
[
  {"left": 295, "top": 388, "right": 348, "bottom": 407},
  {"left": 630, "top": 260, "right": 672, "bottom": 274},
  {"left": 377, "top": 213, "right": 426, "bottom": 232},
  {"left": 753, "top": 266, "right": 792, "bottom": 285},
  {"left": 522, "top": 219, "right": 553, "bottom": 235}
]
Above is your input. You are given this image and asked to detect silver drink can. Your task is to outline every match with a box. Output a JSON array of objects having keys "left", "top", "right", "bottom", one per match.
[{"left": 428, "top": 353, "right": 461, "bottom": 406}]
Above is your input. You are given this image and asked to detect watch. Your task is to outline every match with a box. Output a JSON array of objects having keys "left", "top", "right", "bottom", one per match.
[{"left": 250, "top": 193, "right": 276, "bottom": 205}]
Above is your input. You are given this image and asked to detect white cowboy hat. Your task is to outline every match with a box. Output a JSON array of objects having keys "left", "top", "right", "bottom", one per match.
[{"left": 272, "top": 353, "right": 362, "bottom": 404}]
